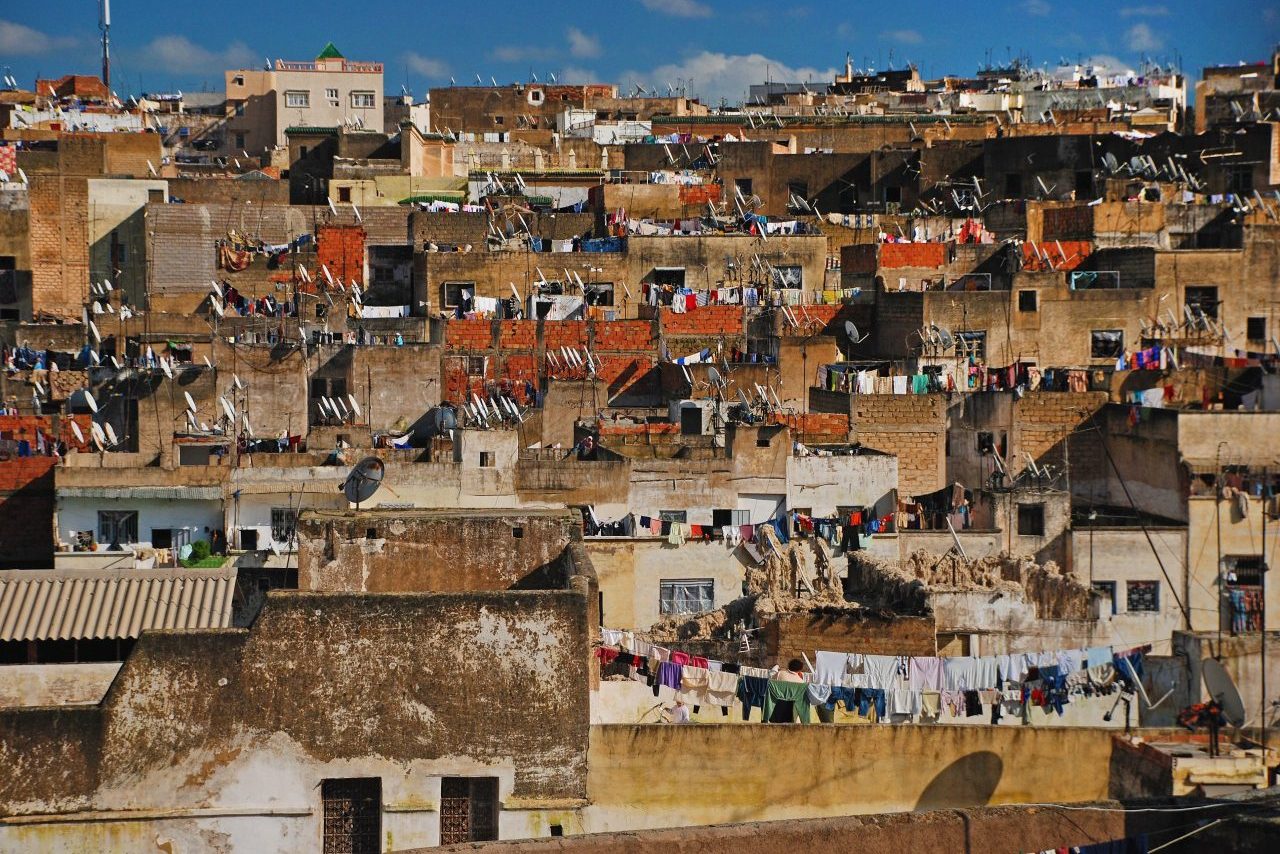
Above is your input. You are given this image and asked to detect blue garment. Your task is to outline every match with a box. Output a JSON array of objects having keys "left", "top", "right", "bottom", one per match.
[
  {"left": 1038, "top": 665, "right": 1067, "bottom": 715},
  {"left": 1114, "top": 651, "right": 1144, "bottom": 689},
  {"left": 856, "top": 688, "right": 886, "bottom": 718},
  {"left": 825, "top": 686, "right": 858, "bottom": 711},
  {"left": 806, "top": 683, "right": 832, "bottom": 706},
  {"left": 1085, "top": 646, "right": 1112, "bottom": 669},
  {"left": 772, "top": 515, "right": 790, "bottom": 543},
  {"left": 737, "top": 675, "right": 768, "bottom": 720}
]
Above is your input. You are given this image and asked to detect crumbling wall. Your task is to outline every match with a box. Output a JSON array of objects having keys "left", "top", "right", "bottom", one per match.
[{"left": 849, "top": 548, "right": 1091, "bottom": 621}]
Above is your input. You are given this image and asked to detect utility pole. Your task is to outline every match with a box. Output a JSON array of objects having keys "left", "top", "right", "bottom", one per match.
[
  {"left": 1262, "top": 465, "right": 1269, "bottom": 758},
  {"left": 99, "top": 0, "right": 111, "bottom": 93}
]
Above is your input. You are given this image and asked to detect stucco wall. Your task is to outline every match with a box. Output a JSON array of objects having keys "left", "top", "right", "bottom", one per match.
[
  {"left": 0, "top": 663, "right": 121, "bottom": 708},
  {"left": 581, "top": 724, "right": 1116, "bottom": 832},
  {"left": 587, "top": 538, "right": 749, "bottom": 631}
]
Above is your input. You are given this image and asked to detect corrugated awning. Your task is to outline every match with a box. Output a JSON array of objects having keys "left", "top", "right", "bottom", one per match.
[
  {"left": 56, "top": 486, "right": 223, "bottom": 500},
  {"left": 0, "top": 567, "right": 237, "bottom": 642}
]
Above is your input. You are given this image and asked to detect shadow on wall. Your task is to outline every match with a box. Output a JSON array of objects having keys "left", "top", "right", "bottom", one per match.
[{"left": 915, "top": 751, "right": 1003, "bottom": 811}]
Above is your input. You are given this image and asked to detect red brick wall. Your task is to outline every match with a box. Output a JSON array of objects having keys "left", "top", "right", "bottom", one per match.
[
  {"left": 0, "top": 456, "right": 56, "bottom": 568},
  {"left": 660, "top": 305, "right": 743, "bottom": 336},
  {"left": 593, "top": 320, "right": 653, "bottom": 351},
  {"left": 444, "top": 319, "right": 493, "bottom": 349},
  {"left": 879, "top": 242, "right": 948, "bottom": 269},
  {"left": 1021, "top": 240, "right": 1091, "bottom": 272},
  {"left": 316, "top": 224, "right": 366, "bottom": 285}
]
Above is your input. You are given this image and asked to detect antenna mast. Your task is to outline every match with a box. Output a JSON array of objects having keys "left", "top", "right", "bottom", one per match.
[{"left": 99, "top": 0, "right": 111, "bottom": 92}]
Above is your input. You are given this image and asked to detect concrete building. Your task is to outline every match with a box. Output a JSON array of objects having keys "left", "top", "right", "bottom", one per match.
[{"left": 223, "top": 44, "right": 385, "bottom": 157}]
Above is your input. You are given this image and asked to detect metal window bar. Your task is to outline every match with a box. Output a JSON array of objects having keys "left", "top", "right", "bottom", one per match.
[
  {"left": 321, "top": 778, "right": 381, "bottom": 854},
  {"left": 659, "top": 580, "right": 714, "bottom": 616}
]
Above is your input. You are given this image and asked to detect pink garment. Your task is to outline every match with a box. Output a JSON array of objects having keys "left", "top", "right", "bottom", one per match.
[{"left": 908, "top": 656, "right": 943, "bottom": 691}]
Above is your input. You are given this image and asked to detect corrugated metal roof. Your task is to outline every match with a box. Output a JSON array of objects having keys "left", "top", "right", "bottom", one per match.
[
  {"left": 0, "top": 567, "right": 237, "bottom": 642},
  {"left": 56, "top": 486, "right": 223, "bottom": 500}
]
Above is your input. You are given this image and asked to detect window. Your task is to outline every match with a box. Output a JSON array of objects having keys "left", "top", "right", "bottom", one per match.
[
  {"left": 235, "top": 102, "right": 245, "bottom": 116},
  {"left": 1126, "top": 580, "right": 1160, "bottom": 613},
  {"left": 1224, "top": 555, "right": 1265, "bottom": 587},
  {"left": 884, "top": 185, "right": 902, "bottom": 204},
  {"left": 771, "top": 265, "right": 803, "bottom": 289},
  {"left": 285, "top": 90, "right": 310, "bottom": 109},
  {"left": 1225, "top": 165, "right": 1253, "bottom": 195},
  {"left": 786, "top": 180, "right": 809, "bottom": 206},
  {"left": 240, "top": 529, "right": 259, "bottom": 550},
  {"left": 734, "top": 177, "right": 753, "bottom": 198},
  {"left": 178, "top": 445, "right": 213, "bottom": 466},
  {"left": 97, "top": 510, "right": 138, "bottom": 545},
  {"left": 529, "top": 89, "right": 545, "bottom": 105},
  {"left": 321, "top": 778, "right": 381, "bottom": 854},
  {"left": 659, "top": 579, "right": 715, "bottom": 616},
  {"left": 1075, "top": 170, "right": 1094, "bottom": 196},
  {"left": 300, "top": 146, "right": 309, "bottom": 159},
  {"left": 1005, "top": 173, "right": 1022, "bottom": 197},
  {"left": 955, "top": 331, "right": 986, "bottom": 360},
  {"left": 1246, "top": 316, "right": 1267, "bottom": 342},
  {"left": 479, "top": 451, "right": 495, "bottom": 467},
  {"left": 493, "top": 115, "right": 505, "bottom": 125},
  {"left": 1185, "top": 286, "right": 1219, "bottom": 321},
  {"left": 234, "top": 132, "right": 245, "bottom": 149},
  {"left": 584, "top": 282, "right": 614, "bottom": 306},
  {"left": 1090, "top": 330, "right": 1124, "bottom": 359},
  {"left": 151, "top": 528, "right": 173, "bottom": 549},
  {"left": 443, "top": 282, "right": 474, "bottom": 310},
  {"left": 1017, "top": 504, "right": 1045, "bottom": 537},
  {"left": 440, "top": 778, "right": 498, "bottom": 844},
  {"left": 233, "top": 75, "right": 245, "bottom": 87},
  {"left": 350, "top": 91, "right": 376, "bottom": 109},
  {"left": 338, "top": 186, "right": 352, "bottom": 203},
  {"left": 1092, "top": 581, "right": 1118, "bottom": 615},
  {"left": 712, "top": 508, "right": 750, "bottom": 528},
  {"left": 1018, "top": 290, "right": 1038, "bottom": 312},
  {"left": 653, "top": 268, "right": 685, "bottom": 289},
  {"left": 271, "top": 508, "right": 297, "bottom": 543},
  {"left": 326, "top": 87, "right": 339, "bottom": 106}
]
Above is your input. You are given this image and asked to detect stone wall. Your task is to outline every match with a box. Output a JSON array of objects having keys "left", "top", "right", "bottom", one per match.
[
  {"left": 764, "top": 611, "right": 937, "bottom": 662},
  {"left": 0, "top": 589, "right": 592, "bottom": 851},
  {"left": 295, "top": 507, "right": 584, "bottom": 592}
]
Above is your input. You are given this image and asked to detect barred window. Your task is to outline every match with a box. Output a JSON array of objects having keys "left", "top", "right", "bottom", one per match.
[{"left": 659, "top": 579, "right": 714, "bottom": 616}]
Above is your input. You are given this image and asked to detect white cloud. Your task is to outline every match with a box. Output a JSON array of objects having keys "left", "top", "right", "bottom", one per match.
[
  {"left": 404, "top": 52, "right": 448, "bottom": 79},
  {"left": 1126, "top": 22, "right": 1162, "bottom": 51},
  {"left": 1118, "top": 5, "right": 1169, "bottom": 16},
  {"left": 880, "top": 29, "right": 924, "bottom": 45},
  {"left": 622, "top": 51, "right": 837, "bottom": 104},
  {"left": 492, "top": 45, "right": 543, "bottom": 62},
  {"left": 638, "top": 0, "right": 712, "bottom": 18},
  {"left": 567, "top": 27, "right": 601, "bottom": 59},
  {"left": 0, "top": 19, "right": 76, "bottom": 55},
  {"left": 557, "top": 66, "right": 601, "bottom": 84},
  {"left": 135, "top": 36, "right": 256, "bottom": 74},
  {"left": 1024, "top": 0, "right": 1051, "bottom": 15}
]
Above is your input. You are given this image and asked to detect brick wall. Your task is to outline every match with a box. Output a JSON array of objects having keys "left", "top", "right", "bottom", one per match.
[
  {"left": 660, "top": 305, "right": 744, "bottom": 336},
  {"left": 1021, "top": 240, "right": 1091, "bottom": 272},
  {"left": 853, "top": 393, "right": 947, "bottom": 494},
  {"left": 1013, "top": 391, "right": 1107, "bottom": 472},
  {"left": 316, "top": 224, "right": 366, "bottom": 285},
  {"left": 0, "top": 455, "right": 55, "bottom": 568},
  {"left": 769, "top": 412, "right": 851, "bottom": 442},
  {"left": 1041, "top": 204, "right": 1094, "bottom": 241},
  {"left": 27, "top": 174, "right": 89, "bottom": 318},
  {"left": 879, "top": 242, "right": 948, "bottom": 269}
]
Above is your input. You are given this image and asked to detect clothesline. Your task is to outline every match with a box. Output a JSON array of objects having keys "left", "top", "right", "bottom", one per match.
[{"left": 597, "top": 627, "right": 1149, "bottom": 725}]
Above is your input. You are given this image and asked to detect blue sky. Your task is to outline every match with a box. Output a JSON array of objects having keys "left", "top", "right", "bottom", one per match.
[{"left": 1, "top": 1, "right": 1275, "bottom": 104}]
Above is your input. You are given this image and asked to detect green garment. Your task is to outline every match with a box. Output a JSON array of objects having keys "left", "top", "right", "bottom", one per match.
[
  {"left": 912, "top": 374, "right": 929, "bottom": 394},
  {"left": 762, "top": 679, "right": 811, "bottom": 723}
]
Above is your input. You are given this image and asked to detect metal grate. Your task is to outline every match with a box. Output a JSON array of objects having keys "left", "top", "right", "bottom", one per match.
[
  {"left": 440, "top": 777, "right": 499, "bottom": 845},
  {"left": 322, "top": 778, "right": 381, "bottom": 854}
]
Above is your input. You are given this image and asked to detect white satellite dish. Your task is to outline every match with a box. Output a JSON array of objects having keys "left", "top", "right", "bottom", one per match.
[
  {"left": 88, "top": 319, "right": 100, "bottom": 342},
  {"left": 69, "top": 421, "right": 85, "bottom": 444},
  {"left": 233, "top": 374, "right": 244, "bottom": 390},
  {"left": 104, "top": 423, "right": 119, "bottom": 446},
  {"left": 1202, "top": 657, "right": 1247, "bottom": 728},
  {"left": 83, "top": 391, "right": 98, "bottom": 413},
  {"left": 844, "top": 320, "right": 869, "bottom": 345},
  {"left": 348, "top": 394, "right": 362, "bottom": 417},
  {"left": 90, "top": 422, "right": 106, "bottom": 445},
  {"left": 184, "top": 391, "right": 197, "bottom": 413},
  {"left": 210, "top": 280, "right": 224, "bottom": 298},
  {"left": 242, "top": 415, "right": 254, "bottom": 437},
  {"left": 220, "top": 397, "right": 235, "bottom": 421},
  {"left": 203, "top": 355, "right": 213, "bottom": 369}
]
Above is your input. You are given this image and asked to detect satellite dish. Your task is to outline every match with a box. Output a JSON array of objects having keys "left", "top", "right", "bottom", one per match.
[
  {"left": 88, "top": 319, "right": 100, "bottom": 342},
  {"left": 707, "top": 366, "right": 724, "bottom": 387},
  {"left": 90, "top": 422, "right": 106, "bottom": 445},
  {"left": 233, "top": 374, "right": 244, "bottom": 390},
  {"left": 184, "top": 391, "right": 197, "bottom": 413},
  {"left": 69, "top": 421, "right": 85, "bottom": 444},
  {"left": 844, "top": 320, "right": 869, "bottom": 345},
  {"left": 220, "top": 397, "right": 235, "bottom": 422},
  {"left": 104, "top": 422, "right": 119, "bottom": 446},
  {"left": 83, "top": 391, "right": 98, "bottom": 413},
  {"left": 932, "top": 325, "right": 955, "bottom": 350},
  {"left": 342, "top": 457, "right": 385, "bottom": 505},
  {"left": 1202, "top": 658, "right": 1246, "bottom": 728},
  {"left": 347, "top": 394, "right": 362, "bottom": 418}
]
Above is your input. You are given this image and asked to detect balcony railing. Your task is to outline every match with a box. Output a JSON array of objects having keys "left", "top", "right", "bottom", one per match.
[{"left": 275, "top": 60, "right": 383, "bottom": 73}]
